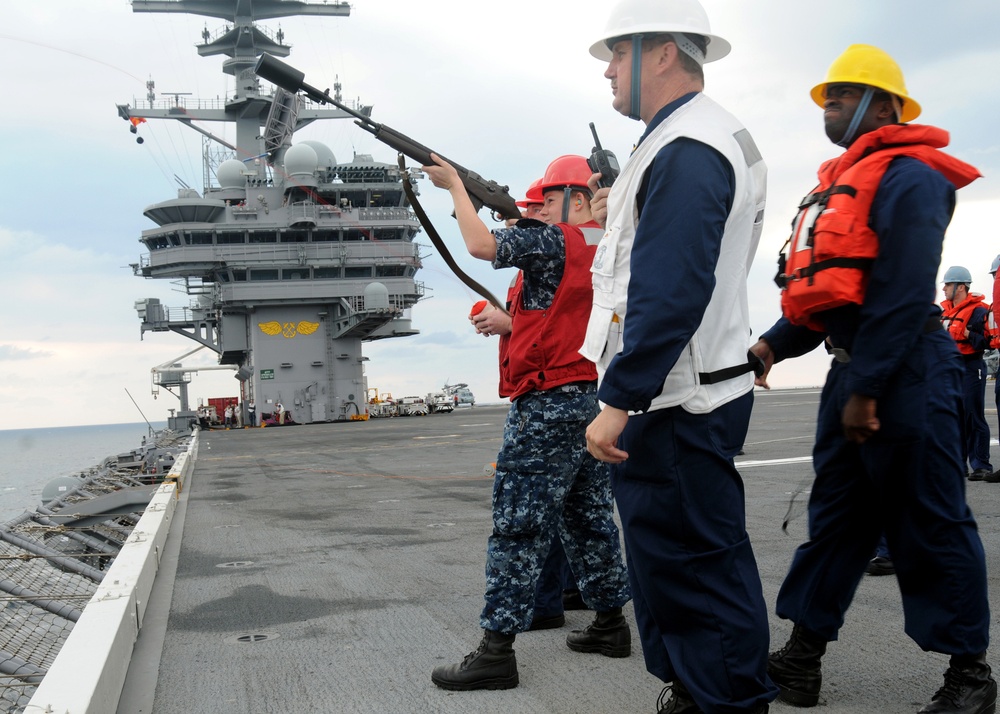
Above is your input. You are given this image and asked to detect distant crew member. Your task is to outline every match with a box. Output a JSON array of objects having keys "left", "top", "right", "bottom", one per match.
[{"left": 940, "top": 265, "right": 993, "bottom": 480}]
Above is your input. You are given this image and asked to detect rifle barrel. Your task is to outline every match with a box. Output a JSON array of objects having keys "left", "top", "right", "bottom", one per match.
[{"left": 254, "top": 53, "right": 520, "bottom": 219}]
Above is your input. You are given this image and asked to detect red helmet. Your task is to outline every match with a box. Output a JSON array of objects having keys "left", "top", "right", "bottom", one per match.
[
  {"left": 536, "top": 155, "right": 592, "bottom": 196},
  {"left": 517, "top": 178, "right": 544, "bottom": 207}
]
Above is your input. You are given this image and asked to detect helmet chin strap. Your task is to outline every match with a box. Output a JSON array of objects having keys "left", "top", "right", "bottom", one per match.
[
  {"left": 562, "top": 186, "right": 572, "bottom": 223},
  {"left": 836, "top": 86, "right": 874, "bottom": 147},
  {"left": 630, "top": 34, "right": 644, "bottom": 121}
]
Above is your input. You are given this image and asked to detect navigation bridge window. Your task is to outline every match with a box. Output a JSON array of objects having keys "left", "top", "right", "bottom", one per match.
[
  {"left": 282, "top": 269, "right": 308, "bottom": 280},
  {"left": 249, "top": 269, "right": 279, "bottom": 281},
  {"left": 314, "top": 267, "right": 341, "bottom": 279},
  {"left": 339, "top": 168, "right": 389, "bottom": 183},
  {"left": 375, "top": 265, "right": 407, "bottom": 277},
  {"left": 371, "top": 228, "right": 404, "bottom": 241},
  {"left": 345, "top": 266, "right": 372, "bottom": 278}
]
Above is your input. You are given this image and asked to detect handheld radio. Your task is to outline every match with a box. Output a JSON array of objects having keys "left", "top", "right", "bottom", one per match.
[{"left": 587, "top": 122, "right": 621, "bottom": 189}]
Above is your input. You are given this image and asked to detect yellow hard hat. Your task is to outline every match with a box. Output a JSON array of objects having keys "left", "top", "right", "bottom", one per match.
[{"left": 810, "top": 44, "right": 921, "bottom": 122}]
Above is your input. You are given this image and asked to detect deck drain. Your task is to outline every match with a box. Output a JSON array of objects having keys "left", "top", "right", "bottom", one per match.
[
  {"left": 226, "top": 632, "right": 279, "bottom": 644},
  {"left": 216, "top": 561, "right": 254, "bottom": 568},
  {"left": 427, "top": 522, "right": 456, "bottom": 528},
  {"left": 213, "top": 524, "right": 242, "bottom": 529}
]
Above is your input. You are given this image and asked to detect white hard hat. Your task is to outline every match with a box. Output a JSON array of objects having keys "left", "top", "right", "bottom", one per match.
[
  {"left": 991, "top": 254, "right": 1000, "bottom": 276},
  {"left": 590, "top": 0, "right": 731, "bottom": 63}
]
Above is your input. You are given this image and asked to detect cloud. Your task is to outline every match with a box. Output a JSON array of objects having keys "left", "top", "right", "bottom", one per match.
[{"left": 0, "top": 345, "right": 53, "bottom": 361}]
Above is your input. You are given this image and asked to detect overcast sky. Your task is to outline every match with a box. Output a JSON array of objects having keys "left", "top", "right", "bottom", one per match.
[{"left": 2, "top": 0, "right": 999, "bottom": 430}]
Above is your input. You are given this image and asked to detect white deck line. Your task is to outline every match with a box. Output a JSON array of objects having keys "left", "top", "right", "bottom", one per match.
[{"left": 26, "top": 433, "right": 198, "bottom": 713}]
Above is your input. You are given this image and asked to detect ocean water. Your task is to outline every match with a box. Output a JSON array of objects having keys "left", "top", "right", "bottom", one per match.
[{"left": 0, "top": 421, "right": 166, "bottom": 523}]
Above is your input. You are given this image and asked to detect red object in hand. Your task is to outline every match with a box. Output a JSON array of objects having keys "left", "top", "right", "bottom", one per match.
[{"left": 470, "top": 300, "right": 488, "bottom": 317}]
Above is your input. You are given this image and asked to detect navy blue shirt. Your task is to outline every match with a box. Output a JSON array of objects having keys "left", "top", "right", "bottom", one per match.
[
  {"left": 598, "top": 93, "right": 736, "bottom": 413},
  {"left": 762, "top": 155, "right": 958, "bottom": 398},
  {"left": 492, "top": 219, "right": 565, "bottom": 310}
]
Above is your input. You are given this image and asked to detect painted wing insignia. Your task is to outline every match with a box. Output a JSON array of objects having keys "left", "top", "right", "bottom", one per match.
[
  {"left": 258, "top": 321, "right": 282, "bottom": 336},
  {"left": 297, "top": 321, "right": 320, "bottom": 335}
]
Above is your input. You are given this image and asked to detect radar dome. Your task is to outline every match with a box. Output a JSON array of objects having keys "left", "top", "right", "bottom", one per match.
[
  {"left": 41, "top": 476, "right": 81, "bottom": 504},
  {"left": 300, "top": 141, "right": 337, "bottom": 171},
  {"left": 284, "top": 143, "right": 319, "bottom": 178},
  {"left": 217, "top": 159, "right": 246, "bottom": 189},
  {"left": 364, "top": 282, "right": 391, "bottom": 310}
]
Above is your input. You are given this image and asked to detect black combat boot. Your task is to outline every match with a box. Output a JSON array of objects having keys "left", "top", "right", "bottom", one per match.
[
  {"left": 430, "top": 630, "right": 518, "bottom": 691},
  {"left": 655, "top": 680, "right": 770, "bottom": 713},
  {"left": 656, "top": 680, "right": 701, "bottom": 713},
  {"left": 565, "top": 606, "right": 631, "bottom": 658},
  {"left": 562, "top": 588, "right": 587, "bottom": 610},
  {"left": 919, "top": 653, "right": 997, "bottom": 714},
  {"left": 768, "top": 624, "right": 827, "bottom": 707},
  {"left": 527, "top": 612, "right": 565, "bottom": 631}
]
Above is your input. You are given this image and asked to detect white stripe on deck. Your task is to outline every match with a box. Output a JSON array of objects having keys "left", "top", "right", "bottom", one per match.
[
  {"left": 736, "top": 440, "right": 1000, "bottom": 468},
  {"left": 737, "top": 456, "right": 813, "bottom": 468}
]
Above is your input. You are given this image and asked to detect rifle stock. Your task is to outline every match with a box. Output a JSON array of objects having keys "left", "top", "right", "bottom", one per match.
[{"left": 255, "top": 53, "right": 520, "bottom": 220}]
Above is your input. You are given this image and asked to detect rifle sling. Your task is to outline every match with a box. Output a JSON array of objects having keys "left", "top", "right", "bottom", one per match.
[{"left": 398, "top": 155, "right": 511, "bottom": 317}]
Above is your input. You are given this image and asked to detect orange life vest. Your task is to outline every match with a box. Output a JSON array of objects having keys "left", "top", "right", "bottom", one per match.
[
  {"left": 777, "top": 124, "right": 981, "bottom": 330},
  {"left": 942, "top": 294, "right": 988, "bottom": 355},
  {"left": 988, "top": 303, "right": 1000, "bottom": 351}
]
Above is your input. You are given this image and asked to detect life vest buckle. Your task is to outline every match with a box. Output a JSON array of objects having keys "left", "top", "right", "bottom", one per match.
[{"left": 831, "top": 347, "right": 851, "bottom": 363}]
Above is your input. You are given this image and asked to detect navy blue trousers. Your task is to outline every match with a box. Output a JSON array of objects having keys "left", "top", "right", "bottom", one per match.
[
  {"left": 776, "top": 330, "right": 990, "bottom": 654},
  {"left": 960, "top": 357, "right": 992, "bottom": 472},
  {"left": 612, "top": 392, "right": 776, "bottom": 713},
  {"left": 994, "top": 375, "right": 1000, "bottom": 443},
  {"left": 533, "top": 534, "right": 578, "bottom": 617}
]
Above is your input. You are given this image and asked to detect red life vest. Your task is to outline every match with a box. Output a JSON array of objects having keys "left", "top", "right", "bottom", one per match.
[
  {"left": 990, "top": 306, "right": 1000, "bottom": 351},
  {"left": 992, "top": 274, "right": 1000, "bottom": 350},
  {"left": 503, "top": 222, "right": 599, "bottom": 400},
  {"left": 778, "top": 124, "right": 981, "bottom": 330},
  {"left": 497, "top": 273, "right": 521, "bottom": 399},
  {"left": 941, "top": 293, "right": 987, "bottom": 355}
]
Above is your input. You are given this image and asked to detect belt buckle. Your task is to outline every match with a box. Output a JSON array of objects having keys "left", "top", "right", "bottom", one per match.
[{"left": 831, "top": 347, "right": 851, "bottom": 364}]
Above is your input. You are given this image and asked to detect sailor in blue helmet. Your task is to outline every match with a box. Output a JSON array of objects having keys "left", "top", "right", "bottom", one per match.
[
  {"left": 582, "top": 0, "right": 774, "bottom": 711},
  {"left": 940, "top": 265, "right": 993, "bottom": 480}
]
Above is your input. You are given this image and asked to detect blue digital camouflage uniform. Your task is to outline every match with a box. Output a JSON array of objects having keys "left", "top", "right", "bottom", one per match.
[{"left": 479, "top": 221, "right": 630, "bottom": 634}]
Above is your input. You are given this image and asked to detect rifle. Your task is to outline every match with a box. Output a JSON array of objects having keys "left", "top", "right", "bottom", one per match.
[{"left": 254, "top": 53, "right": 520, "bottom": 220}]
